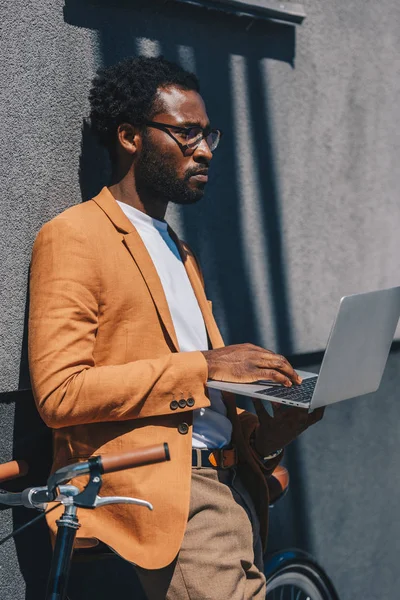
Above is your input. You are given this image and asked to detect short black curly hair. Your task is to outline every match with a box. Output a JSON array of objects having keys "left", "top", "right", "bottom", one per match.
[{"left": 88, "top": 56, "right": 200, "bottom": 158}]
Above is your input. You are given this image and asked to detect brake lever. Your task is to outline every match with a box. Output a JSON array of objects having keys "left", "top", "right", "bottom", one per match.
[
  {"left": 93, "top": 495, "right": 153, "bottom": 510},
  {"left": 51, "top": 458, "right": 153, "bottom": 511}
]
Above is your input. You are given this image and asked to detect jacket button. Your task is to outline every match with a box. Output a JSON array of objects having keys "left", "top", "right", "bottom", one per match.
[
  {"left": 170, "top": 400, "right": 179, "bottom": 410},
  {"left": 178, "top": 399, "right": 187, "bottom": 409},
  {"left": 187, "top": 397, "right": 195, "bottom": 407},
  {"left": 178, "top": 422, "right": 189, "bottom": 435}
]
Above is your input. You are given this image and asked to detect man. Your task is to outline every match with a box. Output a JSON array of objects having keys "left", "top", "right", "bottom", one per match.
[{"left": 28, "top": 56, "right": 323, "bottom": 599}]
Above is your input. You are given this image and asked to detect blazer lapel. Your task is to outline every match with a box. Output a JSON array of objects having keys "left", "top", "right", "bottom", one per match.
[
  {"left": 122, "top": 231, "right": 180, "bottom": 350},
  {"left": 92, "top": 187, "right": 224, "bottom": 352},
  {"left": 92, "top": 188, "right": 179, "bottom": 351},
  {"left": 168, "top": 228, "right": 225, "bottom": 350}
]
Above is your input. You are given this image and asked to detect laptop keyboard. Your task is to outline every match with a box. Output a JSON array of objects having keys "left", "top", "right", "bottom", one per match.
[{"left": 256, "top": 376, "right": 318, "bottom": 404}]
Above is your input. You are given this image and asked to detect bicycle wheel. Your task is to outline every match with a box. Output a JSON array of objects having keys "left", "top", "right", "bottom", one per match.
[{"left": 266, "top": 560, "right": 339, "bottom": 600}]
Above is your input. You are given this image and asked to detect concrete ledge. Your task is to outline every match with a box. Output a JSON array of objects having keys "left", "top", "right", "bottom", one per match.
[{"left": 170, "top": 0, "right": 306, "bottom": 24}]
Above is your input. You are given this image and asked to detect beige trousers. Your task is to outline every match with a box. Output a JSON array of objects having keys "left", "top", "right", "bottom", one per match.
[{"left": 136, "top": 467, "right": 266, "bottom": 600}]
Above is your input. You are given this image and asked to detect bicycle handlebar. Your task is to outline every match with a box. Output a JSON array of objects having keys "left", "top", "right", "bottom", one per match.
[
  {"left": 100, "top": 443, "right": 170, "bottom": 474},
  {"left": 47, "top": 442, "right": 171, "bottom": 492},
  {"left": 0, "top": 460, "right": 29, "bottom": 483},
  {"left": 0, "top": 443, "right": 171, "bottom": 509}
]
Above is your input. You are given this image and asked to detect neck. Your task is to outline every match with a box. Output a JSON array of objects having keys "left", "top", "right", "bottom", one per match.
[{"left": 109, "top": 170, "right": 168, "bottom": 222}]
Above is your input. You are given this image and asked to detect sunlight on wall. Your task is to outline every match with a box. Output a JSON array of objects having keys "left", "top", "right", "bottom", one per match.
[
  {"left": 166, "top": 44, "right": 198, "bottom": 238},
  {"left": 177, "top": 45, "right": 197, "bottom": 73},
  {"left": 229, "top": 54, "right": 275, "bottom": 348},
  {"left": 135, "top": 37, "right": 161, "bottom": 57}
]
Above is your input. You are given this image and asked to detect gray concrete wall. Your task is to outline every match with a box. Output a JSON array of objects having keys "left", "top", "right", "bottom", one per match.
[
  {"left": 268, "top": 347, "right": 400, "bottom": 600},
  {"left": 1, "top": 0, "right": 399, "bottom": 598},
  {"left": 1, "top": 0, "right": 400, "bottom": 393}
]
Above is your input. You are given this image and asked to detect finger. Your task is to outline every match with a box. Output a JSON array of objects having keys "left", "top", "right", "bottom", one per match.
[
  {"left": 273, "top": 405, "right": 309, "bottom": 429},
  {"left": 257, "top": 368, "right": 293, "bottom": 387},
  {"left": 246, "top": 346, "right": 300, "bottom": 383},
  {"left": 307, "top": 406, "right": 325, "bottom": 425},
  {"left": 253, "top": 398, "right": 274, "bottom": 419},
  {"left": 271, "top": 402, "right": 291, "bottom": 413},
  {"left": 273, "top": 404, "right": 302, "bottom": 417},
  {"left": 257, "top": 353, "right": 301, "bottom": 384},
  {"left": 271, "top": 355, "right": 301, "bottom": 383}
]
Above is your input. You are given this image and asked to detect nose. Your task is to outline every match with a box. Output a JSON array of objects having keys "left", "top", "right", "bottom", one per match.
[{"left": 193, "top": 137, "right": 213, "bottom": 162}]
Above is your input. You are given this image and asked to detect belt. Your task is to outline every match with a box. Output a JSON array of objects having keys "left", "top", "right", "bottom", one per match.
[{"left": 192, "top": 448, "right": 238, "bottom": 469}]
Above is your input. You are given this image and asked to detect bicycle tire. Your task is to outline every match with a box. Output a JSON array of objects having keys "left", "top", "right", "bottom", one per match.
[{"left": 266, "top": 559, "right": 339, "bottom": 600}]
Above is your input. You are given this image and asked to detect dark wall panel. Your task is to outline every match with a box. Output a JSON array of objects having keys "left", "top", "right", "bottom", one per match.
[
  {"left": 1, "top": 0, "right": 400, "bottom": 392},
  {"left": 1, "top": 1, "right": 400, "bottom": 598},
  {"left": 268, "top": 348, "right": 400, "bottom": 600}
]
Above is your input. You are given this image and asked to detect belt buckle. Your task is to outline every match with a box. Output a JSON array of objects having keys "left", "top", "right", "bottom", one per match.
[
  {"left": 207, "top": 451, "right": 219, "bottom": 468},
  {"left": 206, "top": 448, "right": 237, "bottom": 469},
  {"left": 221, "top": 448, "right": 236, "bottom": 469}
]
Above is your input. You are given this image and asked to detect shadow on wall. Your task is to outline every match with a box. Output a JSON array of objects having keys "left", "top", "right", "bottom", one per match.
[
  {"left": 0, "top": 387, "right": 53, "bottom": 600},
  {"left": 67, "top": 0, "right": 311, "bottom": 556},
  {"left": 65, "top": 0, "right": 296, "bottom": 354},
  {"left": 3, "top": 275, "right": 54, "bottom": 597},
  {"left": 11, "top": 1, "right": 312, "bottom": 597}
]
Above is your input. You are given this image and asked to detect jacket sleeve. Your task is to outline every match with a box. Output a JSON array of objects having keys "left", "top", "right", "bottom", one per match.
[{"left": 28, "top": 217, "right": 208, "bottom": 430}]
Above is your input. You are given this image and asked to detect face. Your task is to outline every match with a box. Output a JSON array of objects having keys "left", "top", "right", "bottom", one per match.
[{"left": 135, "top": 86, "right": 214, "bottom": 205}]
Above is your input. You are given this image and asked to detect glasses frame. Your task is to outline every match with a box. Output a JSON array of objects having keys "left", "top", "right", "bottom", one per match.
[{"left": 144, "top": 121, "right": 223, "bottom": 154}]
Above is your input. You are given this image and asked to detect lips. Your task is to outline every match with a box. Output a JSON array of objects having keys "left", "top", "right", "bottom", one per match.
[
  {"left": 191, "top": 174, "right": 208, "bottom": 182},
  {"left": 189, "top": 170, "right": 209, "bottom": 182}
]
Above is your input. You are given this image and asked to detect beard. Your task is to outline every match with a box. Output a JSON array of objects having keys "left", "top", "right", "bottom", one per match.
[{"left": 135, "top": 134, "right": 206, "bottom": 205}]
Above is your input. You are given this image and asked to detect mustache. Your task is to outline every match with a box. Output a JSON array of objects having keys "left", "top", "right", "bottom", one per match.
[{"left": 184, "top": 167, "right": 209, "bottom": 180}]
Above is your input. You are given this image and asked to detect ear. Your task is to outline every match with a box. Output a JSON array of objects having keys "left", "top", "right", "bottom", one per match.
[{"left": 116, "top": 123, "right": 142, "bottom": 157}]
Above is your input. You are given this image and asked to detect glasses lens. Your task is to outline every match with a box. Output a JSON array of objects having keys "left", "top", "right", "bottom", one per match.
[
  {"left": 184, "top": 128, "right": 221, "bottom": 151},
  {"left": 206, "top": 130, "right": 220, "bottom": 151},
  {"left": 185, "top": 128, "right": 203, "bottom": 149}
]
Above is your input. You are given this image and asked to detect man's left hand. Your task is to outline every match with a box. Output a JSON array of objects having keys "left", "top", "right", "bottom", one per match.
[{"left": 252, "top": 399, "right": 324, "bottom": 458}]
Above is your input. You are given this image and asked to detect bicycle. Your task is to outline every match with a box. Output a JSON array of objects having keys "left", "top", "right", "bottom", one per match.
[
  {"left": 264, "top": 466, "right": 339, "bottom": 600},
  {"left": 0, "top": 445, "right": 170, "bottom": 600},
  {"left": 0, "top": 453, "right": 339, "bottom": 600}
]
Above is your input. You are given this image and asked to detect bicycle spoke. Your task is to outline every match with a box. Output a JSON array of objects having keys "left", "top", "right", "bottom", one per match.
[{"left": 267, "top": 585, "right": 317, "bottom": 600}]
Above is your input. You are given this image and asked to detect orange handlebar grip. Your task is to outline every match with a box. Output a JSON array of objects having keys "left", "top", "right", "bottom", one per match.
[
  {"left": 100, "top": 444, "right": 170, "bottom": 474},
  {"left": 0, "top": 460, "right": 29, "bottom": 483}
]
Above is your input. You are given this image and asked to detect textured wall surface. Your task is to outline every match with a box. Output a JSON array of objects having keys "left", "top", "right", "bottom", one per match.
[
  {"left": 268, "top": 348, "right": 400, "bottom": 600},
  {"left": 0, "top": 0, "right": 399, "bottom": 598},
  {"left": 2, "top": 351, "right": 400, "bottom": 600},
  {"left": 1, "top": 0, "right": 400, "bottom": 392}
]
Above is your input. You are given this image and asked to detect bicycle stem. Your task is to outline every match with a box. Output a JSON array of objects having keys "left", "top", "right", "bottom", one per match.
[{"left": 45, "top": 503, "right": 80, "bottom": 600}]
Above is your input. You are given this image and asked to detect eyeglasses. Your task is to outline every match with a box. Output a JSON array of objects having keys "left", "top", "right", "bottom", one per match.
[{"left": 144, "top": 121, "right": 222, "bottom": 154}]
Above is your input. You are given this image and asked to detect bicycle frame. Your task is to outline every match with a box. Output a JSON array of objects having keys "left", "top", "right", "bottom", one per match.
[
  {"left": 0, "top": 444, "right": 170, "bottom": 600},
  {"left": 1, "top": 451, "right": 340, "bottom": 600},
  {"left": 46, "top": 503, "right": 80, "bottom": 600}
]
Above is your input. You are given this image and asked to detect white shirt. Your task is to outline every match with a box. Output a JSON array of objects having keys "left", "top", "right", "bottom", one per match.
[{"left": 116, "top": 201, "right": 232, "bottom": 449}]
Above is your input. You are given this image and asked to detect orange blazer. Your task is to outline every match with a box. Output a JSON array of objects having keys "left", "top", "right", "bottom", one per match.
[{"left": 28, "top": 187, "right": 279, "bottom": 569}]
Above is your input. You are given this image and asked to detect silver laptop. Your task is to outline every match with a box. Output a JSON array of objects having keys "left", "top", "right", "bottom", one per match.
[{"left": 207, "top": 287, "right": 400, "bottom": 412}]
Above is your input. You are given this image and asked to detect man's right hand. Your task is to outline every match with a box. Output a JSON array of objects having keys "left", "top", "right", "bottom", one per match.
[{"left": 201, "top": 344, "right": 301, "bottom": 388}]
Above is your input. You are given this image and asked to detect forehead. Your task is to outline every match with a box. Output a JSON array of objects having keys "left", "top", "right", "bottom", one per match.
[{"left": 154, "top": 86, "right": 209, "bottom": 126}]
